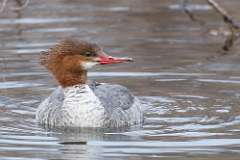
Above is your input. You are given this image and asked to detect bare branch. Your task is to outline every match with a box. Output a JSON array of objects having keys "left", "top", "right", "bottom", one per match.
[{"left": 207, "top": 0, "right": 239, "bottom": 29}]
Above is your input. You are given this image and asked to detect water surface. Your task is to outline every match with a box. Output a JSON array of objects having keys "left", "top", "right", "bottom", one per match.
[{"left": 1, "top": 0, "right": 240, "bottom": 160}]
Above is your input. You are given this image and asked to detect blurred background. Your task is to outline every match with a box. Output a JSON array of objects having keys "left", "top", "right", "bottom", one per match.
[{"left": 0, "top": 0, "right": 240, "bottom": 160}]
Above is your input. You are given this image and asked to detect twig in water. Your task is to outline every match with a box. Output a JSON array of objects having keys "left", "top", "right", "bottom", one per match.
[
  {"left": 11, "top": 0, "right": 29, "bottom": 11},
  {"left": 0, "top": 0, "right": 30, "bottom": 12},
  {"left": 182, "top": 0, "right": 197, "bottom": 22},
  {"left": 206, "top": 0, "right": 240, "bottom": 51},
  {"left": 181, "top": 0, "right": 205, "bottom": 25},
  {"left": 0, "top": 0, "right": 8, "bottom": 12}
]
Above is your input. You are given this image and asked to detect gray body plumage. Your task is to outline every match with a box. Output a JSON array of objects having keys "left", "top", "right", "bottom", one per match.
[
  {"left": 90, "top": 83, "right": 134, "bottom": 111},
  {"left": 36, "top": 83, "right": 143, "bottom": 128}
]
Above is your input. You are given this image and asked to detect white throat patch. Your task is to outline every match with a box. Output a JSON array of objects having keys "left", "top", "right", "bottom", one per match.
[{"left": 81, "top": 62, "right": 98, "bottom": 70}]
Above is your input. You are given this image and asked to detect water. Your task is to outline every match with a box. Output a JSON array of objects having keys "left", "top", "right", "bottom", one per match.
[{"left": 0, "top": 0, "right": 240, "bottom": 159}]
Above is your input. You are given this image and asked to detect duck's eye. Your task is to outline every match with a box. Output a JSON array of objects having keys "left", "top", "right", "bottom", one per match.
[{"left": 85, "top": 52, "right": 92, "bottom": 57}]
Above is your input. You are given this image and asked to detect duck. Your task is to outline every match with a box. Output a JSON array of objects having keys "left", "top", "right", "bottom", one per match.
[{"left": 36, "top": 38, "right": 143, "bottom": 128}]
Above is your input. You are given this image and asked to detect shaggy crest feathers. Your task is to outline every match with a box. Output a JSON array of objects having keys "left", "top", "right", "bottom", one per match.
[
  {"left": 40, "top": 38, "right": 100, "bottom": 70},
  {"left": 40, "top": 51, "right": 49, "bottom": 67},
  {"left": 39, "top": 38, "right": 100, "bottom": 87}
]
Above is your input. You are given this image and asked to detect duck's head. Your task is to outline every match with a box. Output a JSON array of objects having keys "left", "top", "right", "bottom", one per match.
[{"left": 40, "top": 38, "right": 133, "bottom": 87}]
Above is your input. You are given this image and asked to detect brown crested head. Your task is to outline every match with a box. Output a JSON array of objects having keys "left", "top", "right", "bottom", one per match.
[
  {"left": 40, "top": 38, "right": 101, "bottom": 87},
  {"left": 40, "top": 38, "right": 133, "bottom": 87}
]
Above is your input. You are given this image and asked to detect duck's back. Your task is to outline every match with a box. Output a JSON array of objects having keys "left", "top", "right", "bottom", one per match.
[
  {"left": 91, "top": 83, "right": 143, "bottom": 127},
  {"left": 90, "top": 83, "right": 134, "bottom": 111}
]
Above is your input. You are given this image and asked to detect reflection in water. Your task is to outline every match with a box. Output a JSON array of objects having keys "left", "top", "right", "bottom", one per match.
[
  {"left": 0, "top": 81, "right": 43, "bottom": 89},
  {"left": 169, "top": 4, "right": 212, "bottom": 11},
  {"left": 0, "top": 0, "right": 240, "bottom": 160}
]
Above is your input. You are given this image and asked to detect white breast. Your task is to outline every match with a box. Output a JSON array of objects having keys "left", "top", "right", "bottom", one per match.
[
  {"left": 62, "top": 85, "right": 106, "bottom": 127},
  {"left": 36, "top": 85, "right": 106, "bottom": 128}
]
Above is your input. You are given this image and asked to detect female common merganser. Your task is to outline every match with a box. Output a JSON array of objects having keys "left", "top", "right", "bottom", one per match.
[{"left": 36, "top": 38, "right": 143, "bottom": 128}]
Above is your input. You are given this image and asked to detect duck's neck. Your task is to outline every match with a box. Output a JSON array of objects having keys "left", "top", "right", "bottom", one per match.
[
  {"left": 64, "top": 84, "right": 90, "bottom": 98},
  {"left": 56, "top": 70, "right": 87, "bottom": 88},
  {"left": 63, "top": 84, "right": 102, "bottom": 108}
]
